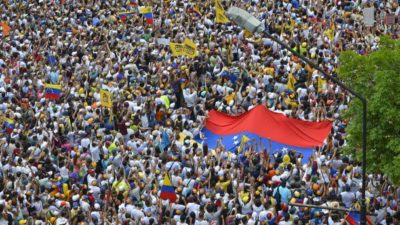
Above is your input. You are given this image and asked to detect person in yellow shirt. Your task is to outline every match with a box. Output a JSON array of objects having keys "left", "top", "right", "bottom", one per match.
[
  {"left": 215, "top": 175, "right": 231, "bottom": 193},
  {"left": 112, "top": 178, "right": 130, "bottom": 195},
  {"left": 224, "top": 90, "right": 235, "bottom": 105},
  {"left": 285, "top": 93, "right": 298, "bottom": 109},
  {"left": 264, "top": 64, "right": 275, "bottom": 77}
]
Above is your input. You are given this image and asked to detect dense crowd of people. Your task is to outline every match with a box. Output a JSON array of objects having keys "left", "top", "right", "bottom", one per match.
[{"left": 0, "top": 0, "right": 399, "bottom": 224}]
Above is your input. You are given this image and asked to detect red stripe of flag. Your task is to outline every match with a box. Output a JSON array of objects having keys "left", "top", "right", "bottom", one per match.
[
  {"left": 146, "top": 18, "right": 154, "bottom": 25},
  {"left": 45, "top": 93, "right": 61, "bottom": 100},
  {"left": 345, "top": 213, "right": 360, "bottom": 225}
]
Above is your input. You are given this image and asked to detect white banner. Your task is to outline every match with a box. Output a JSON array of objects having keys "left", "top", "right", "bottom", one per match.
[
  {"left": 363, "top": 7, "right": 375, "bottom": 27},
  {"left": 157, "top": 38, "right": 170, "bottom": 46}
]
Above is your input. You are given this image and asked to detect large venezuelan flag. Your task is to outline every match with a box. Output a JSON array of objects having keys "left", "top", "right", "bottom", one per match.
[
  {"left": 45, "top": 84, "right": 62, "bottom": 100},
  {"left": 160, "top": 174, "right": 176, "bottom": 202},
  {"left": 202, "top": 105, "right": 332, "bottom": 161},
  {"left": 345, "top": 211, "right": 374, "bottom": 225}
]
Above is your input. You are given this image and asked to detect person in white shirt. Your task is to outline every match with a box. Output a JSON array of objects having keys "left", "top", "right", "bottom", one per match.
[
  {"left": 327, "top": 213, "right": 342, "bottom": 225},
  {"left": 340, "top": 184, "right": 356, "bottom": 208},
  {"left": 186, "top": 201, "right": 200, "bottom": 217},
  {"left": 176, "top": 216, "right": 188, "bottom": 225},
  {"left": 183, "top": 87, "right": 197, "bottom": 108},
  {"left": 80, "top": 135, "right": 91, "bottom": 149},
  {"left": 194, "top": 212, "right": 209, "bottom": 225},
  {"left": 278, "top": 214, "right": 292, "bottom": 225},
  {"left": 90, "top": 141, "right": 100, "bottom": 162},
  {"left": 91, "top": 203, "right": 102, "bottom": 224}
]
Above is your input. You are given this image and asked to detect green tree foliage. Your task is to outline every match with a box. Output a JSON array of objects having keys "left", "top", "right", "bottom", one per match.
[{"left": 338, "top": 36, "right": 400, "bottom": 185}]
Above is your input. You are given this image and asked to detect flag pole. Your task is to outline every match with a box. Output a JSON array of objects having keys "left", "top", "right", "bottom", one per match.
[{"left": 289, "top": 203, "right": 376, "bottom": 215}]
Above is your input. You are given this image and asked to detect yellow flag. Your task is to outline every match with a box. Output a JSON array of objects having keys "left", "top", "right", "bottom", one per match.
[
  {"left": 169, "top": 42, "right": 185, "bottom": 57},
  {"left": 215, "top": 0, "right": 224, "bottom": 11},
  {"left": 215, "top": 0, "right": 230, "bottom": 24},
  {"left": 289, "top": 17, "right": 295, "bottom": 33},
  {"left": 216, "top": 8, "right": 230, "bottom": 24},
  {"left": 237, "top": 135, "right": 250, "bottom": 153},
  {"left": 227, "top": 44, "right": 232, "bottom": 65},
  {"left": 184, "top": 38, "right": 196, "bottom": 49},
  {"left": 289, "top": 17, "right": 298, "bottom": 36},
  {"left": 287, "top": 73, "right": 297, "bottom": 92},
  {"left": 318, "top": 77, "right": 327, "bottom": 93},
  {"left": 324, "top": 29, "right": 334, "bottom": 41},
  {"left": 170, "top": 40, "right": 197, "bottom": 58},
  {"left": 183, "top": 38, "right": 197, "bottom": 58},
  {"left": 100, "top": 89, "right": 113, "bottom": 108},
  {"left": 63, "top": 183, "right": 70, "bottom": 200},
  {"left": 324, "top": 20, "right": 335, "bottom": 41},
  {"left": 241, "top": 135, "right": 249, "bottom": 144}
]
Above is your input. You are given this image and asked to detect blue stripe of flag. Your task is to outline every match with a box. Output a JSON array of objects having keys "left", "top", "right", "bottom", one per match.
[
  {"left": 45, "top": 88, "right": 62, "bottom": 95},
  {"left": 144, "top": 13, "right": 153, "bottom": 19},
  {"left": 161, "top": 185, "right": 175, "bottom": 193},
  {"left": 348, "top": 212, "right": 361, "bottom": 225},
  {"left": 4, "top": 122, "right": 15, "bottom": 129},
  {"left": 198, "top": 128, "right": 314, "bottom": 164}
]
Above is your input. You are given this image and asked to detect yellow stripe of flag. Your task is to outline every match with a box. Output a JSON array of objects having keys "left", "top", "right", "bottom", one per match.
[
  {"left": 163, "top": 174, "right": 173, "bottom": 186},
  {"left": 45, "top": 83, "right": 62, "bottom": 90},
  {"left": 5, "top": 118, "right": 15, "bottom": 124},
  {"left": 139, "top": 6, "right": 152, "bottom": 14}
]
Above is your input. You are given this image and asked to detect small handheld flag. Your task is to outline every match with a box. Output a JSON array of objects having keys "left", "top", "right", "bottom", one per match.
[
  {"left": 317, "top": 76, "right": 327, "bottom": 93},
  {"left": 100, "top": 89, "right": 113, "bottom": 108},
  {"left": 118, "top": 11, "right": 135, "bottom": 21},
  {"left": 160, "top": 174, "right": 176, "bottom": 202},
  {"left": 144, "top": 12, "right": 154, "bottom": 24},
  {"left": 4, "top": 118, "right": 15, "bottom": 134},
  {"left": 45, "top": 84, "right": 62, "bottom": 100},
  {"left": 237, "top": 135, "right": 250, "bottom": 152},
  {"left": 215, "top": 0, "right": 230, "bottom": 24},
  {"left": 287, "top": 73, "right": 297, "bottom": 92},
  {"left": 140, "top": 7, "right": 154, "bottom": 25},
  {"left": 183, "top": 38, "right": 197, "bottom": 58}
]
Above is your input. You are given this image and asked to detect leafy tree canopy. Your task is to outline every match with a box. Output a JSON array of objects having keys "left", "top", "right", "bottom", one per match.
[{"left": 338, "top": 36, "right": 400, "bottom": 185}]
